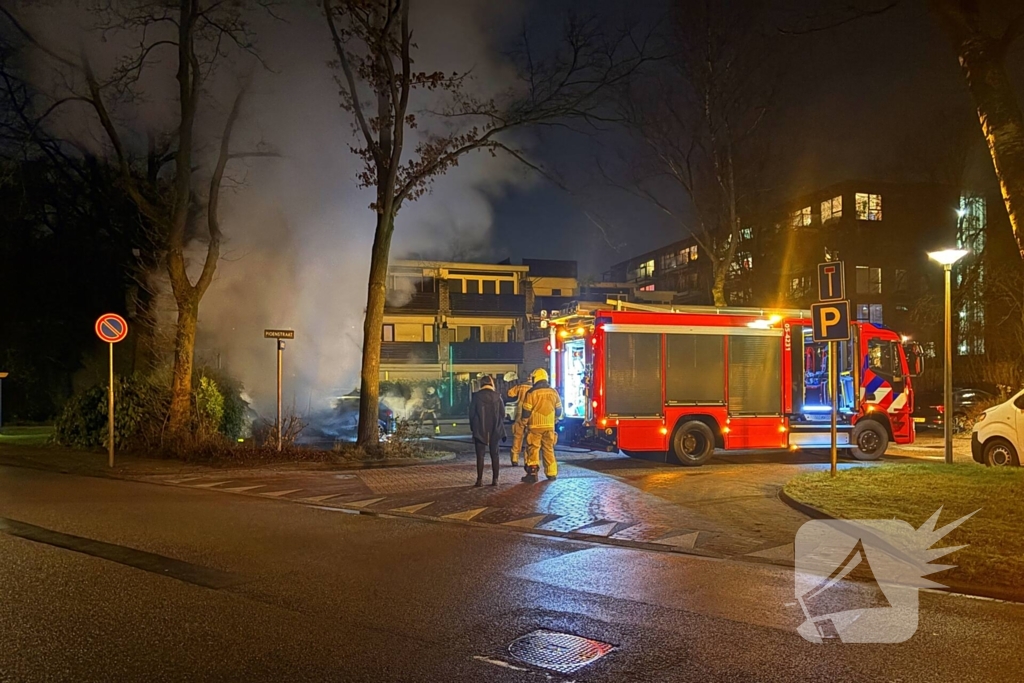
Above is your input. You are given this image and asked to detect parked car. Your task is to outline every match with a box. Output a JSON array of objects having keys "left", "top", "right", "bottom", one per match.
[
  {"left": 971, "top": 389, "right": 1024, "bottom": 467},
  {"left": 334, "top": 390, "right": 395, "bottom": 440},
  {"left": 914, "top": 387, "right": 994, "bottom": 433}
]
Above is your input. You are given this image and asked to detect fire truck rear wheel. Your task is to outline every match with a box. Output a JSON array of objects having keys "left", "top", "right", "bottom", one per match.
[
  {"left": 851, "top": 420, "right": 888, "bottom": 460},
  {"left": 670, "top": 421, "right": 716, "bottom": 466}
]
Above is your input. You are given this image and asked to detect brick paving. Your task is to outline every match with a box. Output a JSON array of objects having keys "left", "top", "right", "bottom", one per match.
[{"left": 136, "top": 447, "right": 876, "bottom": 566}]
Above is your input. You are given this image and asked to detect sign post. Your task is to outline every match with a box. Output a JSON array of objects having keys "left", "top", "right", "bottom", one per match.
[
  {"left": 0, "top": 372, "right": 8, "bottom": 432},
  {"left": 813, "top": 262, "right": 849, "bottom": 479},
  {"left": 265, "top": 329, "right": 295, "bottom": 451},
  {"left": 95, "top": 314, "right": 129, "bottom": 467}
]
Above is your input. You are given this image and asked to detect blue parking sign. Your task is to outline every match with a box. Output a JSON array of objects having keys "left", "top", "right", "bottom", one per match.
[
  {"left": 817, "top": 261, "right": 845, "bottom": 301},
  {"left": 811, "top": 301, "right": 851, "bottom": 342}
]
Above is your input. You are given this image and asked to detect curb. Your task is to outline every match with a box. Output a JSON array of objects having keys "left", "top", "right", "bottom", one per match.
[{"left": 778, "top": 485, "right": 1024, "bottom": 605}]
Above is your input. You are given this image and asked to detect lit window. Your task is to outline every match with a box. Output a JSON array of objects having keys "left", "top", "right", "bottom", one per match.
[
  {"left": 856, "top": 266, "right": 882, "bottom": 294},
  {"left": 689, "top": 245, "right": 698, "bottom": 260},
  {"left": 382, "top": 324, "right": 395, "bottom": 342},
  {"left": 821, "top": 196, "right": 842, "bottom": 223},
  {"left": 640, "top": 284, "right": 655, "bottom": 292},
  {"left": 956, "top": 195, "right": 986, "bottom": 355},
  {"left": 790, "top": 206, "right": 812, "bottom": 227},
  {"left": 739, "top": 227, "right": 753, "bottom": 240},
  {"left": 679, "top": 249, "right": 690, "bottom": 266},
  {"left": 661, "top": 252, "right": 677, "bottom": 270},
  {"left": 855, "top": 193, "right": 882, "bottom": 220}
]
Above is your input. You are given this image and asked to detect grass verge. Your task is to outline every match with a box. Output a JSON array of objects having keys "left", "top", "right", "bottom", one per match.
[
  {"left": 0, "top": 426, "right": 53, "bottom": 446},
  {"left": 784, "top": 464, "right": 1024, "bottom": 592}
]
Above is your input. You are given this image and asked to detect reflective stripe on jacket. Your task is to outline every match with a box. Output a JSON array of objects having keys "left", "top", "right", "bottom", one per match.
[{"left": 521, "top": 380, "right": 563, "bottom": 431}]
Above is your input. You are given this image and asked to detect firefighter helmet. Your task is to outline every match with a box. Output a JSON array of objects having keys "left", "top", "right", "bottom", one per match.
[{"left": 530, "top": 368, "right": 549, "bottom": 384}]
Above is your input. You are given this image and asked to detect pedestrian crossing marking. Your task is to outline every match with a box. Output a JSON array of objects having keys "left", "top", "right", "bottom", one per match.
[
  {"left": 443, "top": 507, "right": 488, "bottom": 521},
  {"left": 576, "top": 521, "right": 619, "bottom": 537},
  {"left": 220, "top": 485, "right": 266, "bottom": 493},
  {"left": 746, "top": 543, "right": 794, "bottom": 561},
  {"left": 502, "top": 514, "right": 550, "bottom": 529},
  {"left": 390, "top": 502, "right": 434, "bottom": 514},
  {"left": 260, "top": 489, "right": 303, "bottom": 498},
  {"left": 190, "top": 481, "right": 233, "bottom": 488},
  {"left": 345, "top": 497, "right": 385, "bottom": 508},
  {"left": 300, "top": 493, "right": 344, "bottom": 503},
  {"left": 654, "top": 531, "right": 700, "bottom": 550}
]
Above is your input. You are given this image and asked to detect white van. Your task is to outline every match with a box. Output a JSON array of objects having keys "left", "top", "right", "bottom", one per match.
[{"left": 971, "top": 389, "right": 1024, "bottom": 467}]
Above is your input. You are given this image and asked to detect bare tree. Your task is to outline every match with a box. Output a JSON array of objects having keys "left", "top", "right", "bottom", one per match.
[
  {"left": 323, "top": 0, "right": 655, "bottom": 446},
  {"left": 929, "top": 0, "right": 1024, "bottom": 259},
  {"left": 780, "top": 0, "right": 1024, "bottom": 261},
  {"left": 612, "top": 1, "right": 778, "bottom": 306},
  {"left": 1, "top": 2, "right": 274, "bottom": 436}
]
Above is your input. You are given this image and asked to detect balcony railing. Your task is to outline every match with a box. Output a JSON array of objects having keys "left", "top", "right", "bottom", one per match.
[
  {"left": 380, "top": 342, "right": 439, "bottom": 363},
  {"left": 450, "top": 341, "right": 524, "bottom": 363},
  {"left": 450, "top": 292, "right": 525, "bottom": 315},
  {"left": 384, "top": 290, "right": 439, "bottom": 313}
]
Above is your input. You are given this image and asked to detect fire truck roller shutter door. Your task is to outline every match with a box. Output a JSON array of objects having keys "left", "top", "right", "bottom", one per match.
[
  {"left": 605, "top": 332, "right": 662, "bottom": 418},
  {"left": 666, "top": 334, "right": 725, "bottom": 404}
]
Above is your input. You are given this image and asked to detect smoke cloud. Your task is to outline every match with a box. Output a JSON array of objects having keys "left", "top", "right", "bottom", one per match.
[{"left": 193, "top": 0, "right": 534, "bottom": 417}]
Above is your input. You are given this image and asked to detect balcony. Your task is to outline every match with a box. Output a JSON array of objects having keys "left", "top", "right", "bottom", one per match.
[
  {"left": 380, "top": 342, "right": 439, "bottom": 364},
  {"left": 450, "top": 292, "right": 525, "bottom": 315},
  {"left": 450, "top": 342, "right": 524, "bottom": 364},
  {"left": 533, "top": 295, "right": 575, "bottom": 315},
  {"left": 384, "top": 290, "right": 439, "bottom": 313}
]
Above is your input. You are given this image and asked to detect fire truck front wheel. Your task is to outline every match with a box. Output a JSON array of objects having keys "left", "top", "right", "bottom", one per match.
[
  {"left": 851, "top": 420, "right": 889, "bottom": 460},
  {"left": 670, "top": 421, "right": 716, "bottom": 466}
]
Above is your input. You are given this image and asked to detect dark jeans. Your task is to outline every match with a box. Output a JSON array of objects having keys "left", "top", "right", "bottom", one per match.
[{"left": 474, "top": 436, "right": 500, "bottom": 483}]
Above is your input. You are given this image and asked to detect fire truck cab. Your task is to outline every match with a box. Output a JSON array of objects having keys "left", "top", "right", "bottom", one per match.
[{"left": 543, "top": 302, "right": 919, "bottom": 465}]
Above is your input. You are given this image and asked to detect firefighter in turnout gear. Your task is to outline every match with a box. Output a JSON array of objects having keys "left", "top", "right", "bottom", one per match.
[
  {"left": 505, "top": 374, "right": 533, "bottom": 466},
  {"left": 520, "top": 368, "right": 563, "bottom": 483}
]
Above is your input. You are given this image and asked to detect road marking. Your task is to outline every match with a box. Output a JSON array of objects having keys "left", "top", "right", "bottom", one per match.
[
  {"left": 190, "top": 481, "right": 233, "bottom": 488},
  {"left": 220, "top": 485, "right": 266, "bottom": 493},
  {"left": 345, "top": 497, "right": 385, "bottom": 508},
  {"left": 260, "top": 489, "right": 303, "bottom": 498},
  {"left": 502, "top": 514, "right": 550, "bottom": 529},
  {"left": 164, "top": 476, "right": 208, "bottom": 484},
  {"left": 746, "top": 543, "right": 794, "bottom": 561},
  {"left": 653, "top": 531, "right": 700, "bottom": 550},
  {"left": 576, "top": 521, "right": 619, "bottom": 537},
  {"left": 390, "top": 501, "right": 434, "bottom": 514},
  {"left": 443, "top": 507, "right": 488, "bottom": 521},
  {"left": 300, "top": 493, "right": 344, "bottom": 503}
]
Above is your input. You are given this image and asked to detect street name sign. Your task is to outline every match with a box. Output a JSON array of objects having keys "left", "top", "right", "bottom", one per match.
[
  {"left": 817, "top": 261, "right": 845, "bottom": 302},
  {"left": 811, "top": 301, "right": 851, "bottom": 342},
  {"left": 264, "top": 329, "right": 295, "bottom": 339}
]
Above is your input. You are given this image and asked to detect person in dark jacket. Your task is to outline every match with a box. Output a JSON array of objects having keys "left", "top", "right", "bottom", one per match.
[{"left": 468, "top": 375, "right": 506, "bottom": 487}]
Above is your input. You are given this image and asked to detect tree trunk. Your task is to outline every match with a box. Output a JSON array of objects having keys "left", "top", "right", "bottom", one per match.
[
  {"left": 167, "top": 293, "right": 198, "bottom": 435},
  {"left": 357, "top": 211, "right": 396, "bottom": 447},
  {"left": 931, "top": 1, "right": 1024, "bottom": 259},
  {"left": 956, "top": 36, "right": 1024, "bottom": 259},
  {"left": 711, "top": 265, "right": 728, "bottom": 307}
]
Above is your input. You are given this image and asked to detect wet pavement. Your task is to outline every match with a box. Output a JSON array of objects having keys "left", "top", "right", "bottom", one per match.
[
  {"left": 135, "top": 446, "right": 902, "bottom": 566},
  {"left": 2, "top": 462, "right": 1022, "bottom": 682}
]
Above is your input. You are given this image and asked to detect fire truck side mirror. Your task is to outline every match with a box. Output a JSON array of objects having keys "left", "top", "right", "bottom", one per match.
[{"left": 904, "top": 341, "right": 924, "bottom": 377}]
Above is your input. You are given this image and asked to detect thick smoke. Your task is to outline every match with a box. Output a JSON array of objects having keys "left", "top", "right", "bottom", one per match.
[
  {"left": 194, "top": 0, "right": 534, "bottom": 417},
  {"left": 15, "top": 0, "right": 536, "bottom": 419}
]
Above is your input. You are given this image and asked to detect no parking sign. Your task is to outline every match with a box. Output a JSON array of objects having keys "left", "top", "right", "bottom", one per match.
[{"left": 95, "top": 313, "right": 129, "bottom": 467}]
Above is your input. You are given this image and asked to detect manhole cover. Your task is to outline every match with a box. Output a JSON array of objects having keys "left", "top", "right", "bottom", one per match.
[{"left": 507, "top": 630, "right": 615, "bottom": 674}]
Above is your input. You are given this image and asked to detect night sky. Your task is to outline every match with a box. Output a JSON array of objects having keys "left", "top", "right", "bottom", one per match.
[{"left": 488, "top": 0, "right": 1022, "bottom": 277}]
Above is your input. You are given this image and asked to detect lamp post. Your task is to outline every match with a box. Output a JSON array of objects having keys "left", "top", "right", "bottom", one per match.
[{"left": 928, "top": 248, "right": 969, "bottom": 464}]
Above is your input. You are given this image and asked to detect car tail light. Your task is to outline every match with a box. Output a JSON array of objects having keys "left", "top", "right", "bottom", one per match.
[{"left": 932, "top": 405, "right": 944, "bottom": 413}]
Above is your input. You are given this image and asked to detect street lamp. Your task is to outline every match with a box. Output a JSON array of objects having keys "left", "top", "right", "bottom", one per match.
[{"left": 928, "top": 248, "right": 969, "bottom": 464}]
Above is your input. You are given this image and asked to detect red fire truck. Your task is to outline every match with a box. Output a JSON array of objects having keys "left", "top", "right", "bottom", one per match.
[{"left": 541, "top": 302, "right": 920, "bottom": 465}]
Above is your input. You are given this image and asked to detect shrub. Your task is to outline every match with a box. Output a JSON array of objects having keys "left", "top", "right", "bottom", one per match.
[
  {"left": 53, "top": 375, "right": 168, "bottom": 449},
  {"left": 194, "top": 376, "right": 224, "bottom": 438}
]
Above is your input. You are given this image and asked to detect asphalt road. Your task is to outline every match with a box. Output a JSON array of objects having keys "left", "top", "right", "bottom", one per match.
[{"left": 1, "top": 464, "right": 1021, "bottom": 682}]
